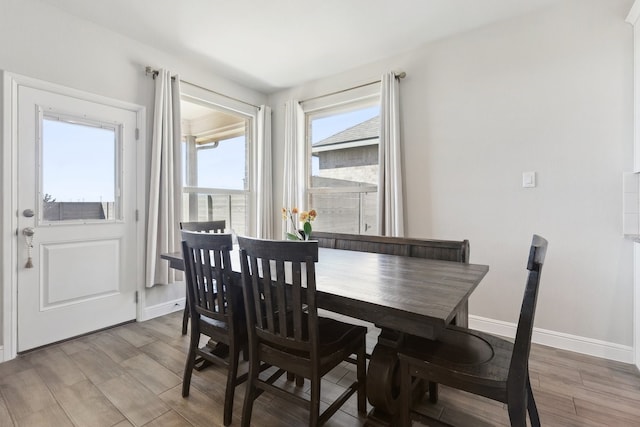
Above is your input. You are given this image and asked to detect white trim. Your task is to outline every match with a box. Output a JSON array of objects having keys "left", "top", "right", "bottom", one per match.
[
  {"left": 2, "top": 71, "right": 18, "bottom": 362},
  {"left": 469, "top": 315, "right": 634, "bottom": 364},
  {"left": 312, "top": 137, "right": 379, "bottom": 153},
  {"left": 135, "top": 108, "right": 147, "bottom": 323},
  {"left": 1, "top": 71, "right": 146, "bottom": 362},
  {"left": 142, "top": 297, "right": 186, "bottom": 321},
  {"left": 635, "top": 243, "right": 640, "bottom": 370}
]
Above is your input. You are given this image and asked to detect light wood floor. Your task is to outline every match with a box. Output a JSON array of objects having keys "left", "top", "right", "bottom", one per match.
[{"left": 1, "top": 311, "right": 639, "bottom": 426}]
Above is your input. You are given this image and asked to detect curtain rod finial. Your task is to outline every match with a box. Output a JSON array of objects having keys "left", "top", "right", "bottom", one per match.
[
  {"left": 145, "top": 66, "right": 160, "bottom": 79},
  {"left": 395, "top": 71, "right": 406, "bottom": 79}
]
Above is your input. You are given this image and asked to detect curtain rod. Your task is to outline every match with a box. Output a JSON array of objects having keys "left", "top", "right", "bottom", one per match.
[
  {"left": 299, "top": 71, "right": 406, "bottom": 105},
  {"left": 145, "top": 66, "right": 260, "bottom": 109}
]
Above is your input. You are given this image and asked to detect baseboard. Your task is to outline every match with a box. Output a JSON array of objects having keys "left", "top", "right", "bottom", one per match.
[
  {"left": 0, "top": 345, "right": 4, "bottom": 363},
  {"left": 142, "top": 298, "right": 186, "bottom": 321},
  {"left": 469, "top": 315, "right": 634, "bottom": 364}
]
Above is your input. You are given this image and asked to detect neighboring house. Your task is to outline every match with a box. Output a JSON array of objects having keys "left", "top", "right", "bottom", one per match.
[
  {"left": 312, "top": 116, "right": 379, "bottom": 189},
  {"left": 310, "top": 116, "right": 379, "bottom": 234}
]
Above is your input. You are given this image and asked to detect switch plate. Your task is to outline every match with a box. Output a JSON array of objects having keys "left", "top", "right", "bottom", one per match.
[{"left": 522, "top": 171, "right": 536, "bottom": 188}]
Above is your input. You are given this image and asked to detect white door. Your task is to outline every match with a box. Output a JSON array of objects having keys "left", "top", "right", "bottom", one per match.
[{"left": 17, "top": 84, "right": 139, "bottom": 352}]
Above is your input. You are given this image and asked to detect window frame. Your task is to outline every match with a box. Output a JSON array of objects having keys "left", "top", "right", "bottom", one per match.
[
  {"left": 179, "top": 84, "right": 258, "bottom": 236},
  {"left": 38, "top": 109, "right": 123, "bottom": 225},
  {"left": 301, "top": 83, "right": 381, "bottom": 234}
]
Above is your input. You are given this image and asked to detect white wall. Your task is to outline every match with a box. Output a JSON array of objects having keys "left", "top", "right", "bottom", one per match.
[
  {"left": 269, "top": 0, "right": 635, "bottom": 356},
  {"left": 0, "top": 0, "right": 267, "bottom": 347}
]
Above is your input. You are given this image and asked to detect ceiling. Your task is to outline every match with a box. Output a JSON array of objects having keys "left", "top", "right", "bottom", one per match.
[{"left": 37, "top": 0, "right": 561, "bottom": 93}]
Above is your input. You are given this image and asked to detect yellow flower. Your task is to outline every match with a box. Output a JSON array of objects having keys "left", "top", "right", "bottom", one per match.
[{"left": 282, "top": 207, "right": 318, "bottom": 241}]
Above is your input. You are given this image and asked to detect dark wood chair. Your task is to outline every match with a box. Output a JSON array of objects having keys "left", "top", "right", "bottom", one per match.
[
  {"left": 237, "top": 236, "right": 367, "bottom": 427},
  {"left": 180, "top": 230, "right": 245, "bottom": 426},
  {"left": 397, "top": 235, "right": 548, "bottom": 427},
  {"left": 179, "top": 220, "right": 226, "bottom": 334}
]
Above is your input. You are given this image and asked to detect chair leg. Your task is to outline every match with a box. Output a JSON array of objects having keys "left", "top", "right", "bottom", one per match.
[
  {"left": 428, "top": 381, "right": 439, "bottom": 403},
  {"left": 309, "top": 375, "right": 321, "bottom": 427},
  {"left": 506, "top": 391, "right": 527, "bottom": 427},
  {"left": 399, "top": 358, "right": 411, "bottom": 427},
  {"left": 241, "top": 351, "right": 259, "bottom": 427},
  {"left": 182, "top": 290, "right": 189, "bottom": 335},
  {"left": 527, "top": 375, "right": 541, "bottom": 427},
  {"left": 223, "top": 344, "right": 241, "bottom": 426},
  {"left": 182, "top": 331, "right": 198, "bottom": 397},
  {"left": 357, "top": 336, "right": 367, "bottom": 414}
]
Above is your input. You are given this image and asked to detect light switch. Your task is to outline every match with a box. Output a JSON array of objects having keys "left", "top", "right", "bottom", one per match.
[{"left": 522, "top": 171, "right": 536, "bottom": 188}]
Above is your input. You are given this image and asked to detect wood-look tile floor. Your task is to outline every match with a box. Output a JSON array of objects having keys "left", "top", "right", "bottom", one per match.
[{"left": 1, "top": 311, "right": 639, "bottom": 426}]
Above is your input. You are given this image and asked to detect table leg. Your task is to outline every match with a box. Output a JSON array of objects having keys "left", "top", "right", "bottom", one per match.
[
  {"left": 365, "top": 307, "right": 470, "bottom": 424},
  {"left": 365, "top": 329, "right": 427, "bottom": 426}
]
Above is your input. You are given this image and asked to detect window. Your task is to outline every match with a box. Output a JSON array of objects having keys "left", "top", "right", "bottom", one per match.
[
  {"left": 305, "top": 93, "right": 380, "bottom": 235},
  {"left": 41, "top": 114, "right": 120, "bottom": 222},
  {"left": 180, "top": 96, "right": 252, "bottom": 236}
]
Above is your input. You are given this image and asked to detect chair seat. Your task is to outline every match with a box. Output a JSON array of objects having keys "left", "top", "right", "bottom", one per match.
[
  {"left": 400, "top": 325, "right": 513, "bottom": 401},
  {"left": 258, "top": 315, "right": 366, "bottom": 375},
  {"left": 200, "top": 314, "right": 247, "bottom": 343}
]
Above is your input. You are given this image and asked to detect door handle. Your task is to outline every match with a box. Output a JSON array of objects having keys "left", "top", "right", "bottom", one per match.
[{"left": 23, "top": 227, "right": 35, "bottom": 237}]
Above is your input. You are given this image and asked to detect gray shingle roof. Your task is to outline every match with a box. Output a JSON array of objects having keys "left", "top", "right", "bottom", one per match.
[{"left": 313, "top": 116, "right": 379, "bottom": 147}]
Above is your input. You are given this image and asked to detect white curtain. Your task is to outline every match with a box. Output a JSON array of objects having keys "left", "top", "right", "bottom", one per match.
[
  {"left": 282, "top": 99, "right": 305, "bottom": 237},
  {"left": 256, "top": 105, "right": 273, "bottom": 239},
  {"left": 378, "top": 72, "right": 405, "bottom": 237},
  {"left": 145, "top": 69, "right": 182, "bottom": 287}
]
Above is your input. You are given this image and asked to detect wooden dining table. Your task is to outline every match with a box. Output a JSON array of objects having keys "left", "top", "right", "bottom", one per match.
[{"left": 161, "top": 246, "right": 489, "bottom": 425}]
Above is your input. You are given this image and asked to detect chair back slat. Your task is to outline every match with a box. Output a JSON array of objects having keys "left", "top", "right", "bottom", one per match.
[
  {"left": 239, "top": 237, "right": 319, "bottom": 354},
  {"left": 508, "top": 234, "right": 548, "bottom": 393},
  {"left": 181, "top": 230, "right": 237, "bottom": 324}
]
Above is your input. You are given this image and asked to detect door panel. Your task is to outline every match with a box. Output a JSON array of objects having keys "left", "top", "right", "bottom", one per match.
[
  {"left": 42, "top": 239, "right": 120, "bottom": 307},
  {"left": 17, "top": 85, "right": 138, "bottom": 352}
]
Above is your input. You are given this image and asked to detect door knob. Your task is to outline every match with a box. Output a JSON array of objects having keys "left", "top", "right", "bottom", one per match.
[
  {"left": 23, "top": 209, "right": 35, "bottom": 218},
  {"left": 23, "top": 227, "right": 35, "bottom": 237}
]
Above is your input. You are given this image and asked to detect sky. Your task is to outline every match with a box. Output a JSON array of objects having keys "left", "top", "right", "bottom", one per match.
[
  {"left": 311, "top": 106, "right": 379, "bottom": 144},
  {"left": 42, "top": 119, "right": 115, "bottom": 203},
  {"left": 43, "top": 104, "right": 380, "bottom": 203},
  {"left": 189, "top": 104, "right": 379, "bottom": 188}
]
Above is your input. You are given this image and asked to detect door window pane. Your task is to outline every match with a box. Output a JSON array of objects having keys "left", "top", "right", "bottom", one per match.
[{"left": 41, "top": 117, "right": 117, "bottom": 222}]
